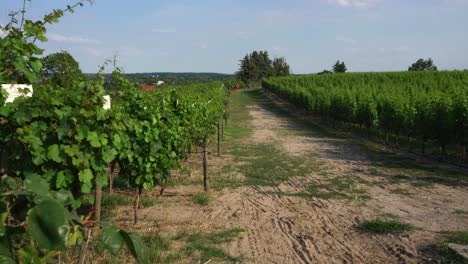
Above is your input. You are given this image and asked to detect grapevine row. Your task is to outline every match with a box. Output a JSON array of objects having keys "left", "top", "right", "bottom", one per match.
[
  {"left": 263, "top": 71, "right": 468, "bottom": 159},
  {"left": 0, "top": 71, "right": 228, "bottom": 263}
]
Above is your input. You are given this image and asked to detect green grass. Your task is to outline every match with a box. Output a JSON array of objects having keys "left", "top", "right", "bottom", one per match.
[
  {"left": 269, "top": 176, "right": 369, "bottom": 201},
  {"left": 357, "top": 219, "right": 414, "bottom": 234},
  {"left": 112, "top": 174, "right": 130, "bottom": 189},
  {"left": 143, "top": 233, "right": 183, "bottom": 263},
  {"left": 306, "top": 176, "right": 369, "bottom": 201},
  {"left": 174, "top": 228, "right": 244, "bottom": 263},
  {"left": 192, "top": 192, "right": 210, "bottom": 206},
  {"left": 139, "top": 195, "right": 162, "bottom": 207},
  {"left": 455, "top": 210, "right": 468, "bottom": 215},
  {"left": 101, "top": 193, "right": 133, "bottom": 220},
  {"left": 101, "top": 193, "right": 161, "bottom": 220},
  {"left": 447, "top": 231, "right": 468, "bottom": 245},
  {"left": 68, "top": 228, "right": 243, "bottom": 264},
  {"left": 219, "top": 90, "right": 322, "bottom": 188},
  {"left": 231, "top": 143, "right": 320, "bottom": 186},
  {"left": 422, "top": 244, "right": 468, "bottom": 264},
  {"left": 420, "top": 231, "right": 468, "bottom": 263}
]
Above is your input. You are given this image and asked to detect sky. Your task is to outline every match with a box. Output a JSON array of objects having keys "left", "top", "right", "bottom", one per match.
[{"left": 1, "top": 0, "right": 468, "bottom": 74}]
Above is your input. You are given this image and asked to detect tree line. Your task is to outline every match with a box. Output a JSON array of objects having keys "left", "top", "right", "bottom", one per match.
[{"left": 237, "top": 51, "right": 440, "bottom": 79}]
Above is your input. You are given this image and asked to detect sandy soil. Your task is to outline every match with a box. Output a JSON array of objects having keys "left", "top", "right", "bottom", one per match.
[{"left": 114, "top": 91, "right": 468, "bottom": 264}]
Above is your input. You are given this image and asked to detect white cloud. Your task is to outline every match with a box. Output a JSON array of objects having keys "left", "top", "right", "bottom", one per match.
[
  {"left": 336, "top": 36, "right": 357, "bottom": 44},
  {"left": 48, "top": 33, "right": 101, "bottom": 44},
  {"left": 328, "top": 0, "right": 380, "bottom": 8},
  {"left": 199, "top": 43, "right": 208, "bottom": 49},
  {"left": 151, "top": 28, "right": 176, "bottom": 33}
]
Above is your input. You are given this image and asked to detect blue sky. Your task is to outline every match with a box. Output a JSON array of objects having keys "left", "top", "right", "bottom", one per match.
[{"left": 1, "top": 0, "right": 468, "bottom": 73}]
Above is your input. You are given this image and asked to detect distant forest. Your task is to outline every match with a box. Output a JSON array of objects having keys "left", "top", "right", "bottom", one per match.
[{"left": 85, "top": 72, "right": 235, "bottom": 85}]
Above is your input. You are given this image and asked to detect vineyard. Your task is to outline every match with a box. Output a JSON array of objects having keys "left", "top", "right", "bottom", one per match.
[
  {"left": 263, "top": 71, "right": 468, "bottom": 161},
  {"left": 1, "top": 1, "right": 468, "bottom": 263}
]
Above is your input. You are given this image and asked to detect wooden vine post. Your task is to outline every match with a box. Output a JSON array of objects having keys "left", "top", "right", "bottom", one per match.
[
  {"left": 109, "top": 161, "right": 117, "bottom": 194},
  {"left": 133, "top": 186, "right": 143, "bottom": 224},
  {"left": 94, "top": 182, "right": 102, "bottom": 231}
]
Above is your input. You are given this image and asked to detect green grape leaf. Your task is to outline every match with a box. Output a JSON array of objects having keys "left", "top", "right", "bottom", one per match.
[
  {"left": 102, "top": 147, "right": 118, "bottom": 163},
  {"left": 121, "top": 232, "right": 149, "bottom": 264},
  {"left": 56, "top": 170, "right": 73, "bottom": 189},
  {"left": 0, "top": 201, "right": 7, "bottom": 237},
  {"left": 67, "top": 226, "right": 84, "bottom": 247},
  {"left": 63, "top": 145, "right": 80, "bottom": 157},
  {"left": 78, "top": 169, "right": 93, "bottom": 185},
  {"left": 87, "top": 131, "right": 101, "bottom": 148},
  {"left": 18, "top": 246, "right": 41, "bottom": 264},
  {"left": 113, "top": 134, "right": 122, "bottom": 149},
  {"left": 23, "top": 173, "right": 49, "bottom": 197},
  {"left": 47, "top": 144, "right": 63, "bottom": 163},
  {"left": 26, "top": 199, "right": 71, "bottom": 250},
  {"left": 0, "top": 236, "right": 15, "bottom": 264},
  {"left": 95, "top": 173, "right": 108, "bottom": 187},
  {"left": 81, "top": 183, "right": 92, "bottom": 194},
  {"left": 100, "top": 133, "right": 109, "bottom": 145},
  {"left": 30, "top": 58, "right": 42, "bottom": 73},
  {"left": 76, "top": 126, "right": 89, "bottom": 140},
  {"left": 100, "top": 226, "right": 125, "bottom": 255},
  {"left": 53, "top": 190, "right": 75, "bottom": 206}
]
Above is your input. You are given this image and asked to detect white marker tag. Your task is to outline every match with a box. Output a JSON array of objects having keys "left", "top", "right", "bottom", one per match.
[
  {"left": 1, "top": 84, "right": 33, "bottom": 103},
  {"left": 103, "top": 95, "right": 111, "bottom": 110}
]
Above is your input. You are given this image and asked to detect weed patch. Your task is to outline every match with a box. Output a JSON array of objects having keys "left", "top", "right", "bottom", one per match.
[
  {"left": 447, "top": 231, "right": 468, "bottom": 245},
  {"left": 306, "top": 176, "right": 369, "bottom": 201},
  {"left": 192, "top": 192, "right": 210, "bottom": 206},
  {"left": 174, "top": 228, "right": 244, "bottom": 263},
  {"left": 357, "top": 219, "right": 413, "bottom": 234}
]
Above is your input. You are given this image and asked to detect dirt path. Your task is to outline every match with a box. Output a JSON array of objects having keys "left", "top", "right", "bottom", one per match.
[
  {"left": 117, "top": 89, "right": 468, "bottom": 263},
  {"left": 227, "top": 100, "right": 467, "bottom": 263}
]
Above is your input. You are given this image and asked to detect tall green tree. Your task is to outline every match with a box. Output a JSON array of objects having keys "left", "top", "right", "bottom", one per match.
[
  {"left": 273, "top": 57, "right": 290, "bottom": 76},
  {"left": 333, "top": 60, "right": 347, "bottom": 73},
  {"left": 408, "top": 58, "right": 438, "bottom": 71},
  {"left": 41, "top": 51, "right": 85, "bottom": 88},
  {"left": 236, "top": 51, "right": 290, "bottom": 86}
]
